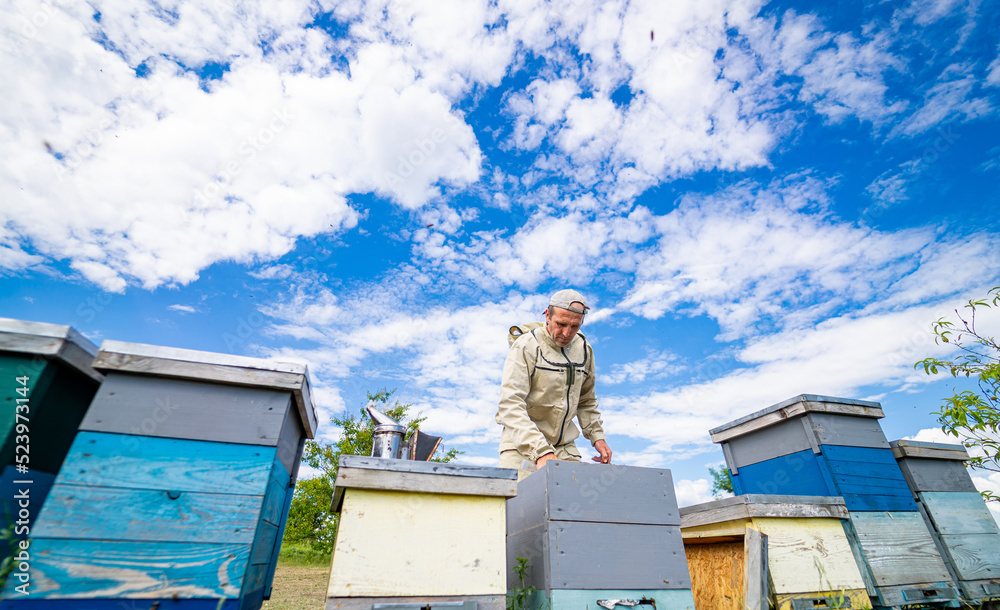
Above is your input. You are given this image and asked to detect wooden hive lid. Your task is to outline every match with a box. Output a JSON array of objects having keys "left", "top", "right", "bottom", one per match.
[
  {"left": 331, "top": 455, "right": 518, "bottom": 512},
  {"left": 709, "top": 394, "right": 885, "bottom": 443},
  {"left": 889, "top": 439, "right": 970, "bottom": 461},
  {"left": 93, "top": 339, "right": 318, "bottom": 437},
  {"left": 0, "top": 317, "right": 103, "bottom": 383},
  {"left": 680, "top": 494, "right": 849, "bottom": 528}
]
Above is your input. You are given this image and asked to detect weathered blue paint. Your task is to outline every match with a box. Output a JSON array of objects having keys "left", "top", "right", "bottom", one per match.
[
  {"left": 34, "top": 483, "right": 263, "bottom": 543},
  {"left": 262, "top": 459, "right": 295, "bottom": 599},
  {"left": 0, "top": 600, "right": 240, "bottom": 609},
  {"left": 730, "top": 447, "right": 916, "bottom": 512},
  {"left": 0, "top": 538, "right": 249, "bottom": 599},
  {"left": 56, "top": 431, "right": 276, "bottom": 495}
]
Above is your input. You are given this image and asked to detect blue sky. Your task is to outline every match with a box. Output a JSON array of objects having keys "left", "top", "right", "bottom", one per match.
[{"left": 3, "top": 0, "right": 1000, "bottom": 511}]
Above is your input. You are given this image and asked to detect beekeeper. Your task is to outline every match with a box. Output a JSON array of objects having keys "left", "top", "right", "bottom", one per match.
[{"left": 496, "top": 288, "right": 613, "bottom": 480}]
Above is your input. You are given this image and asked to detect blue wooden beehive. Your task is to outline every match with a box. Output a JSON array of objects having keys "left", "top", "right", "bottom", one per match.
[
  {"left": 0, "top": 340, "right": 317, "bottom": 610},
  {"left": 505, "top": 461, "right": 695, "bottom": 610},
  {"left": 891, "top": 439, "right": 1000, "bottom": 604},
  {"left": 0, "top": 319, "right": 103, "bottom": 580},
  {"left": 711, "top": 395, "right": 958, "bottom": 608}
]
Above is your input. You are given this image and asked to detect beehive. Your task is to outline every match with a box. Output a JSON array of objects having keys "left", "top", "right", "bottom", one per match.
[
  {"left": 711, "top": 395, "right": 958, "bottom": 607},
  {"left": 0, "top": 340, "right": 316, "bottom": 610},
  {"left": 891, "top": 439, "right": 1000, "bottom": 604},
  {"left": 327, "top": 455, "right": 517, "bottom": 609},
  {"left": 681, "top": 495, "right": 871, "bottom": 610},
  {"left": 505, "top": 461, "right": 695, "bottom": 610},
  {"left": 0, "top": 319, "right": 103, "bottom": 578}
]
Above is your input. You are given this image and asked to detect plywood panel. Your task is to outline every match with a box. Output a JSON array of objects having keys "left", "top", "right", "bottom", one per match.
[
  {"left": 81, "top": 372, "right": 292, "bottom": 447},
  {"left": 848, "top": 511, "right": 952, "bottom": 587},
  {"left": 57, "top": 431, "right": 275, "bottom": 495},
  {"left": 328, "top": 489, "right": 506, "bottom": 597},
  {"left": 938, "top": 533, "right": 1000, "bottom": 581},
  {"left": 897, "top": 458, "right": 978, "bottom": 493},
  {"left": 750, "top": 518, "right": 866, "bottom": 595},
  {"left": 33, "top": 484, "right": 261, "bottom": 543},
  {"left": 548, "top": 521, "right": 691, "bottom": 590},
  {"left": 920, "top": 491, "right": 1000, "bottom": 535},
  {"left": 1, "top": 538, "right": 248, "bottom": 599},
  {"left": 684, "top": 541, "right": 744, "bottom": 610}
]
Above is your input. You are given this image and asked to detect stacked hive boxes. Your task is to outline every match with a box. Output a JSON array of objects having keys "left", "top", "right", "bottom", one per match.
[
  {"left": 711, "top": 394, "right": 958, "bottom": 608},
  {"left": 1, "top": 340, "right": 316, "bottom": 610},
  {"left": 0, "top": 319, "right": 103, "bottom": 575},
  {"left": 680, "top": 495, "right": 871, "bottom": 610},
  {"left": 327, "top": 455, "right": 518, "bottom": 609},
  {"left": 891, "top": 439, "right": 1000, "bottom": 604},
  {"left": 505, "top": 461, "right": 695, "bottom": 610}
]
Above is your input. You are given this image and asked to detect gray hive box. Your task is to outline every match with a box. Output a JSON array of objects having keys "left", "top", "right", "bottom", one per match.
[
  {"left": 327, "top": 455, "right": 517, "bottom": 609},
  {"left": 891, "top": 440, "right": 1000, "bottom": 603},
  {"left": 505, "top": 461, "right": 694, "bottom": 610},
  {"left": 0, "top": 318, "right": 103, "bottom": 579},
  {"left": 2, "top": 340, "right": 317, "bottom": 610}
]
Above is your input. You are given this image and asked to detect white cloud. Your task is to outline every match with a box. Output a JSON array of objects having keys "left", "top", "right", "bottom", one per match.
[
  {"left": 674, "top": 478, "right": 715, "bottom": 508},
  {"left": 167, "top": 304, "right": 197, "bottom": 314},
  {"left": 603, "top": 350, "right": 682, "bottom": 385},
  {"left": 892, "top": 68, "right": 994, "bottom": 137}
]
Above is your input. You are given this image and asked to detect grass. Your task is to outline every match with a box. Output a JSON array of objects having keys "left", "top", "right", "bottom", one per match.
[{"left": 261, "top": 543, "right": 331, "bottom": 610}]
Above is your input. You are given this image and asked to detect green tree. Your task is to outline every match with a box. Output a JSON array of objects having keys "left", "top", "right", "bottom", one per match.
[
  {"left": 282, "top": 388, "right": 462, "bottom": 554},
  {"left": 708, "top": 464, "right": 734, "bottom": 499},
  {"left": 916, "top": 286, "right": 1000, "bottom": 502}
]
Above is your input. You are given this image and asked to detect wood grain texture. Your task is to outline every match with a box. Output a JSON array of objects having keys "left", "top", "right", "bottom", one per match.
[
  {"left": 806, "top": 412, "right": 890, "bottom": 450},
  {"left": 91, "top": 340, "right": 317, "bottom": 438},
  {"left": 743, "top": 528, "right": 767, "bottom": 610},
  {"left": 506, "top": 466, "right": 549, "bottom": 536},
  {"left": 547, "top": 521, "right": 691, "bottom": 590},
  {"left": 33, "top": 483, "right": 262, "bottom": 543},
  {"left": 275, "top": 398, "right": 305, "bottom": 476},
  {"left": 0, "top": 600, "right": 241, "bottom": 609},
  {"left": 57, "top": 431, "right": 275, "bottom": 495},
  {"left": 262, "top": 483, "right": 296, "bottom": 598},
  {"left": 890, "top": 439, "right": 969, "bottom": 461},
  {"left": 332, "top": 467, "right": 517, "bottom": 512},
  {"left": 898, "top": 459, "right": 979, "bottom": 493},
  {"left": 937, "top": 533, "right": 1000, "bottom": 581},
  {"left": 0, "top": 317, "right": 101, "bottom": 381},
  {"left": 920, "top": 491, "right": 1000, "bottom": 535},
  {"left": 328, "top": 489, "right": 507, "bottom": 597},
  {"left": 81, "top": 372, "right": 292, "bottom": 447},
  {"left": 681, "top": 520, "right": 749, "bottom": 542},
  {"left": 260, "top": 462, "right": 289, "bottom": 526},
  {"left": 750, "top": 518, "right": 866, "bottom": 594},
  {"left": 544, "top": 461, "right": 680, "bottom": 526},
  {"left": 0, "top": 538, "right": 248, "bottom": 599},
  {"left": 847, "top": 511, "right": 953, "bottom": 587},
  {"left": 680, "top": 495, "right": 848, "bottom": 528},
  {"left": 710, "top": 395, "right": 884, "bottom": 443},
  {"left": 325, "top": 595, "right": 504, "bottom": 609},
  {"left": 683, "top": 541, "right": 744, "bottom": 610},
  {"left": 775, "top": 589, "right": 872, "bottom": 610},
  {"left": 249, "top": 522, "right": 279, "bottom": 565}
]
